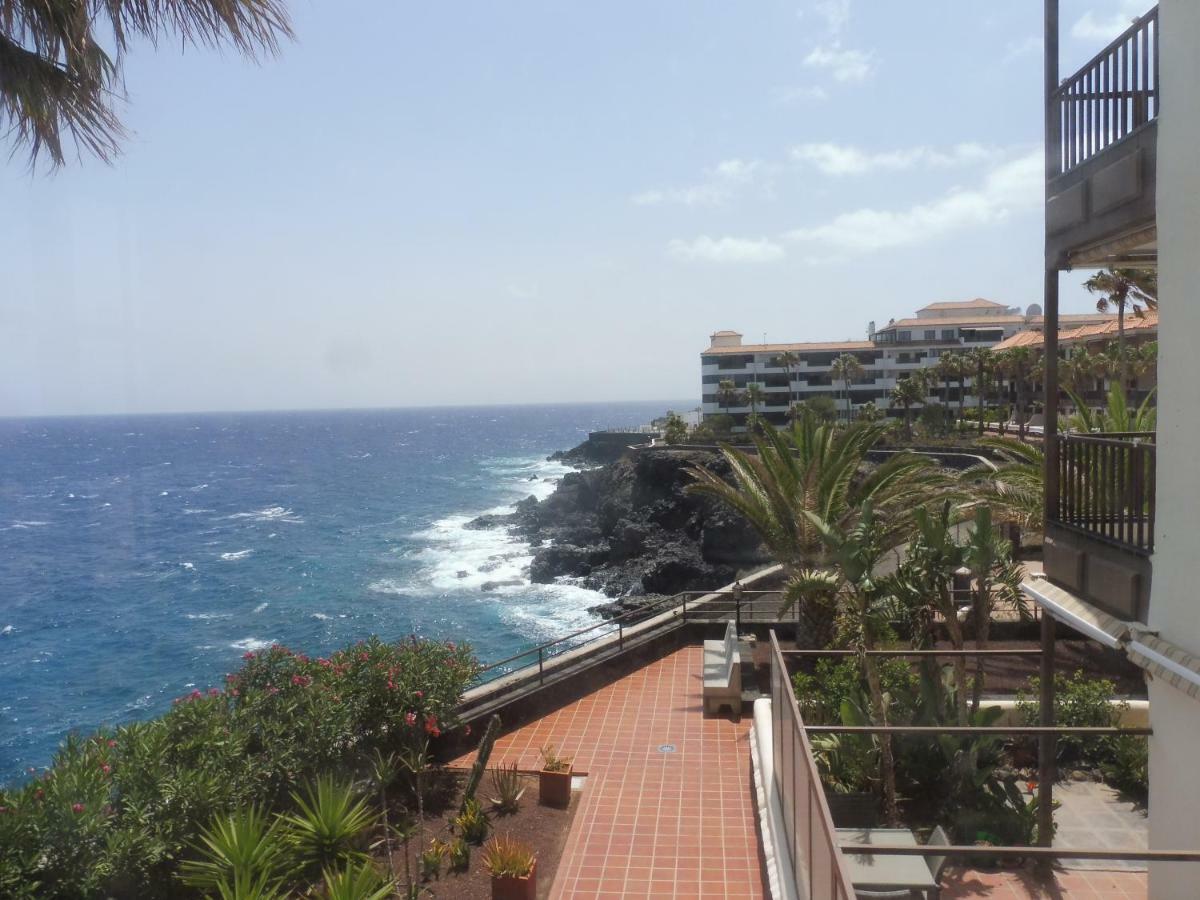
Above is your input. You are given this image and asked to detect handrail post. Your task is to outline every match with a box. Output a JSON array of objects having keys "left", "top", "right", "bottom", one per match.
[
  {"left": 618, "top": 621, "right": 624, "bottom": 651},
  {"left": 538, "top": 647, "right": 544, "bottom": 685}
]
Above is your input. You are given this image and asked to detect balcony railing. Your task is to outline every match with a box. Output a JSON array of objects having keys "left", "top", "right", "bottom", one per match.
[
  {"left": 1053, "top": 6, "right": 1158, "bottom": 175},
  {"left": 768, "top": 633, "right": 855, "bottom": 900},
  {"left": 1052, "top": 432, "right": 1156, "bottom": 554}
]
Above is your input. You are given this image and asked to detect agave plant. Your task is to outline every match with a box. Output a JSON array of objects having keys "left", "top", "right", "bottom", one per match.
[
  {"left": 453, "top": 798, "right": 490, "bottom": 845},
  {"left": 481, "top": 834, "right": 536, "bottom": 878},
  {"left": 320, "top": 860, "right": 396, "bottom": 900},
  {"left": 178, "top": 806, "right": 286, "bottom": 894},
  {"left": 487, "top": 762, "right": 526, "bottom": 814},
  {"left": 212, "top": 869, "right": 287, "bottom": 900},
  {"left": 282, "top": 776, "right": 377, "bottom": 873}
]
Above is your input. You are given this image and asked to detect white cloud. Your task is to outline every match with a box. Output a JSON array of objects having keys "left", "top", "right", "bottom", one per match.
[
  {"left": 790, "top": 142, "right": 1002, "bottom": 175},
  {"left": 773, "top": 84, "right": 830, "bottom": 104},
  {"left": 632, "top": 157, "right": 762, "bottom": 207},
  {"left": 1071, "top": 3, "right": 1144, "bottom": 41},
  {"left": 667, "top": 236, "right": 785, "bottom": 264},
  {"left": 812, "top": 0, "right": 851, "bottom": 36},
  {"left": 782, "top": 149, "right": 1042, "bottom": 254},
  {"left": 1003, "top": 35, "right": 1043, "bottom": 64},
  {"left": 803, "top": 43, "right": 874, "bottom": 83}
]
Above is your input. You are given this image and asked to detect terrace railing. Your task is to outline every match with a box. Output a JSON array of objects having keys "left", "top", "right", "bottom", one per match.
[
  {"left": 1053, "top": 6, "right": 1158, "bottom": 174},
  {"left": 470, "top": 588, "right": 787, "bottom": 689},
  {"left": 768, "top": 632, "right": 855, "bottom": 900},
  {"left": 1052, "top": 431, "right": 1156, "bottom": 554}
]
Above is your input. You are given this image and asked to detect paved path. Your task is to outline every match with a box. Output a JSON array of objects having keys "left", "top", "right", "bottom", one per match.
[{"left": 450, "top": 646, "right": 766, "bottom": 899}]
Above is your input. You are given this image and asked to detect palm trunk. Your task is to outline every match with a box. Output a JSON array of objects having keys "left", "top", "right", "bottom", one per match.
[
  {"left": 944, "top": 613, "right": 969, "bottom": 726},
  {"left": 1017, "top": 377, "right": 1027, "bottom": 439},
  {"left": 958, "top": 376, "right": 966, "bottom": 430},
  {"left": 1118, "top": 306, "right": 1128, "bottom": 402},
  {"left": 863, "top": 657, "right": 899, "bottom": 823},
  {"left": 970, "top": 580, "right": 991, "bottom": 716},
  {"left": 977, "top": 364, "right": 986, "bottom": 436}
]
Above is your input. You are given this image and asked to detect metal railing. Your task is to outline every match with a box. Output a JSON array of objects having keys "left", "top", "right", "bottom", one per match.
[
  {"left": 1053, "top": 6, "right": 1158, "bottom": 174},
  {"left": 1052, "top": 431, "right": 1156, "bottom": 554},
  {"left": 470, "top": 588, "right": 787, "bottom": 689},
  {"left": 769, "top": 632, "right": 855, "bottom": 900}
]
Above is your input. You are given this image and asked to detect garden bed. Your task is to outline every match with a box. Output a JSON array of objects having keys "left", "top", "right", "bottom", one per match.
[{"left": 385, "top": 772, "right": 579, "bottom": 899}]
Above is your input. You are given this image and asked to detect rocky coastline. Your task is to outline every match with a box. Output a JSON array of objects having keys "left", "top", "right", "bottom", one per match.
[{"left": 466, "top": 439, "right": 770, "bottom": 618}]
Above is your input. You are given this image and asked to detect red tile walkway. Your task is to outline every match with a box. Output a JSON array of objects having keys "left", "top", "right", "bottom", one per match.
[
  {"left": 450, "top": 646, "right": 766, "bottom": 899},
  {"left": 450, "top": 644, "right": 1150, "bottom": 898}
]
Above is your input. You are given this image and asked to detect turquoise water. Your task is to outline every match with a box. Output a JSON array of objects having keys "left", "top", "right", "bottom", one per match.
[{"left": 0, "top": 402, "right": 680, "bottom": 781}]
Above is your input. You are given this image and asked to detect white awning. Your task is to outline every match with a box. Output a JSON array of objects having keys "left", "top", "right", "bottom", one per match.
[
  {"left": 1127, "top": 633, "right": 1200, "bottom": 697},
  {"left": 1021, "top": 576, "right": 1132, "bottom": 649}
]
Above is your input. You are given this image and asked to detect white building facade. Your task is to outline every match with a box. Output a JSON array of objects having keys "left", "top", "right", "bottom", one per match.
[{"left": 700, "top": 300, "right": 1112, "bottom": 427}]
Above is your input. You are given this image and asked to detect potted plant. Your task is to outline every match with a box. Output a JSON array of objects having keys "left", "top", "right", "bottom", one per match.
[
  {"left": 538, "top": 745, "right": 573, "bottom": 808},
  {"left": 482, "top": 834, "right": 536, "bottom": 900}
]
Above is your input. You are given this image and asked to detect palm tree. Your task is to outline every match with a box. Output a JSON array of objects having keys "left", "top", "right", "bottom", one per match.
[
  {"left": 777, "top": 351, "right": 801, "bottom": 410},
  {"left": 964, "top": 508, "right": 1024, "bottom": 715},
  {"left": 686, "top": 417, "right": 947, "bottom": 577},
  {"left": 830, "top": 353, "right": 865, "bottom": 424},
  {"left": 890, "top": 374, "right": 925, "bottom": 440},
  {"left": 1084, "top": 268, "right": 1158, "bottom": 397},
  {"left": 966, "top": 348, "right": 992, "bottom": 436},
  {"left": 996, "top": 347, "right": 1035, "bottom": 438},
  {"left": 933, "top": 353, "right": 955, "bottom": 407},
  {"left": 2, "top": 0, "right": 292, "bottom": 166},
  {"left": 745, "top": 382, "right": 766, "bottom": 432},
  {"left": 1067, "top": 383, "right": 1157, "bottom": 433},
  {"left": 961, "top": 437, "right": 1045, "bottom": 532},
  {"left": 717, "top": 378, "right": 742, "bottom": 416},
  {"left": 787, "top": 503, "right": 902, "bottom": 823}
]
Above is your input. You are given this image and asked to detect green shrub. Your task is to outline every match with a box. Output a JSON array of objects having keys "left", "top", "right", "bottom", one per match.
[
  {"left": 453, "top": 798, "right": 490, "bottom": 845},
  {"left": 1102, "top": 735, "right": 1149, "bottom": 801},
  {"left": 447, "top": 837, "right": 471, "bottom": 873},
  {"left": 0, "top": 636, "right": 478, "bottom": 899},
  {"left": 320, "top": 860, "right": 395, "bottom": 900},
  {"left": 792, "top": 657, "right": 918, "bottom": 726},
  {"left": 1017, "top": 669, "right": 1126, "bottom": 765}
]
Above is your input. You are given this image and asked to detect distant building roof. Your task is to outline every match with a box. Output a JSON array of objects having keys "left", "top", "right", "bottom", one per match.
[
  {"left": 879, "top": 315, "right": 1027, "bottom": 329},
  {"left": 702, "top": 340, "right": 874, "bottom": 356},
  {"left": 991, "top": 310, "right": 1156, "bottom": 351},
  {"left": 710, "top": 330, "right": 742, "bottom": 336},
  {"left": 918, "top": 298, "right": 1009, "bottom": 311}
]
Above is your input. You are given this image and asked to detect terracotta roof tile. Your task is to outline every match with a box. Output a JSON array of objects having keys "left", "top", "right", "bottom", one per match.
[
  {"left": 918, "top": 298, "right": 1009, "bottom": 311},
  {"left": 702, "top": 340, "right": 874, "bottom": 355}
]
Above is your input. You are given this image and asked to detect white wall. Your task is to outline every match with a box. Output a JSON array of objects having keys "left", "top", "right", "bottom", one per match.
[{"left": 1147, "top": 1, "right": 1200, "bottom": 895}]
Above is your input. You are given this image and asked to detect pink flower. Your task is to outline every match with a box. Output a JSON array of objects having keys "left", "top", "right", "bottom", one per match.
[
  {"left": 290, "top": 675, "right": 310, "bottom": 687},
  {"left": 243, "top": 652, "right": 255, "bottom": 660},
  {"left": 231, "top": 688, "right": 240, "bottom": 697},
  {"left": 107, "top": 739, "right": 116, "bottom": 748},
  {"left": 268, "top": 686, "right": 280, "bottom": 695},
  {"left": 101, "top": 764, "right": 111, "bottom": 775},
  {"left": 34, "top": 789, "right": 44, "bottom": 800},
  {"left": 208, "top": 688, "right": 221, "bottom": 697},
  {"left": 405, "top": 711, "right": 417, "bottom": 727},
  {"left": 359, "top": 652, "right": 370, "bottom": 662},
  {"left": 189, "top": 690, "right": 203, "bottom": 700},
  {"left": 424, "top": 715, "right": 440, "bottom": 737},
  {"left": 72, "top": 803, "right": 84, "bottom": 814},
  {"left": 414, "top": 690, "right": 423, "bottom": 699},
  {"left": 464, "top": 724, "right": 472, "bottom": 737}
]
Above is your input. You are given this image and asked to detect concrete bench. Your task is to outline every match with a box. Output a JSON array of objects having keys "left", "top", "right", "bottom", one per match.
[{"left": 703, "top": 620, "right": 742, "bottom": 719}]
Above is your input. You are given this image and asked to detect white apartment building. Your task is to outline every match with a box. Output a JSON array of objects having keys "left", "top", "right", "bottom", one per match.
[{"left": 701, "top": 299, "right": 1113, "bottom": 427}]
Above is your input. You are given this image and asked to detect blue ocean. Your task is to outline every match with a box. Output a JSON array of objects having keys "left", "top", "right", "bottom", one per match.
[{"left": 0, "top": 402, "right": 681, "bottom": 782}]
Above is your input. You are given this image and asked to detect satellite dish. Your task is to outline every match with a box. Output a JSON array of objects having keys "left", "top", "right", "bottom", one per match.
[{"left": 1026, "top": 303, "right": 1043, "bottom": 317}]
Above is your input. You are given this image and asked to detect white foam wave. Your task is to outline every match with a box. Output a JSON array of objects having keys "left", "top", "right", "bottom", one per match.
[
  {"left": 181, "top": 562, "right": 195, "bottom": 570},
  {"left": 220, "top": 549, "right": 254, "bottom": 561},
  {"left": 231, "top": 637, "right": 274, "bottom": 652},
  {"left": 184, "top": 612, "right": 230, "bottom": 621},
  {"left": 311, "top": 612, "right": 332, "bottom": 620},
  {"left": 189, "top": 483, "right": 209, "bottom": 492},
  {"left": 252, "top": 602, "right": 269, "bottom": 613},
  {"left": 1, "top": 625, "right": 13, "bottom": 636},
  {"left": 7, "top": 520, "right": 50, "bottom": 529},
  {"left": 227, "top": 506, "right": 303, "bottom": 524}
]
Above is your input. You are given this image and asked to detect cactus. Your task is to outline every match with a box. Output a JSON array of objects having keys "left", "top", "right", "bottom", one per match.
[{"left": 460, "top": 714, "right": 502, "bottom": 812}]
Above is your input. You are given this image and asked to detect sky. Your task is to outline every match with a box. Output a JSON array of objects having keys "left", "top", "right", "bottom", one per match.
[{"left": 0, "top": 0, "right": 1152, "bottom": 417}]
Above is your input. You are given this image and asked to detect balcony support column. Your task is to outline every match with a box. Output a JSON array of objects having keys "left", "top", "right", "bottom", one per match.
[
  {"left": 1044, "top": 0, "right": 1061, "bottom": 531},
  {"left": 1038, "top": 609, "right": 1058, "bottom": 863}
]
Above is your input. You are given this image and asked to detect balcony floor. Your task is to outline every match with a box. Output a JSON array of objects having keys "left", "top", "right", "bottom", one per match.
[{"left": 450, "top": 645, "right": 765, "bottom": 898}]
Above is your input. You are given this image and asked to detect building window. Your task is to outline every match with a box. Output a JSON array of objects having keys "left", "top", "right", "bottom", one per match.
[
  {"left": 898, "top": 331, "right": 911, "bottom": 342},
  {"left": 941, "top": 329, "right": 956, "bottom": 341},
  {"left": 924, "top": 329, "right": 936, "bottom": 341}
]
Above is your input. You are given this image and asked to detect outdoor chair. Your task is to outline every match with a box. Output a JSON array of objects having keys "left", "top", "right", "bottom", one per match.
[
  {"left": 853, "top": 890, "right": 921, "bottom": 899},
  {"left": 924, "top": 825, "right": 950, "bottom": 899}
]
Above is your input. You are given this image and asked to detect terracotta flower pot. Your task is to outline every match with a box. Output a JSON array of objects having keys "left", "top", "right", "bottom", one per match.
[
  {"left": 539, "top": 767, "right": 572, "bottom": 808},
  {"left": 491, "top": 861, "right": 536, "bottom": 900}
]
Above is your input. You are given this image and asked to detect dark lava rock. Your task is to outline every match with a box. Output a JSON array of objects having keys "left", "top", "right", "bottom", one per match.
[
  {"left": 480, "top": 579, "right": 524, "bottom": 592},
  {"left": 468, "top": 446, "right": 770, "bottom": 602}
]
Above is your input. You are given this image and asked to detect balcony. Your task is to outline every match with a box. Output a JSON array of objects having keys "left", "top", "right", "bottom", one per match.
[
  {"left": 1044, "top": 432, "right": 1155, "bottom": 621},
  {"left": 1045, "top": 6, "right": 1158, "bottom": 268}
]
